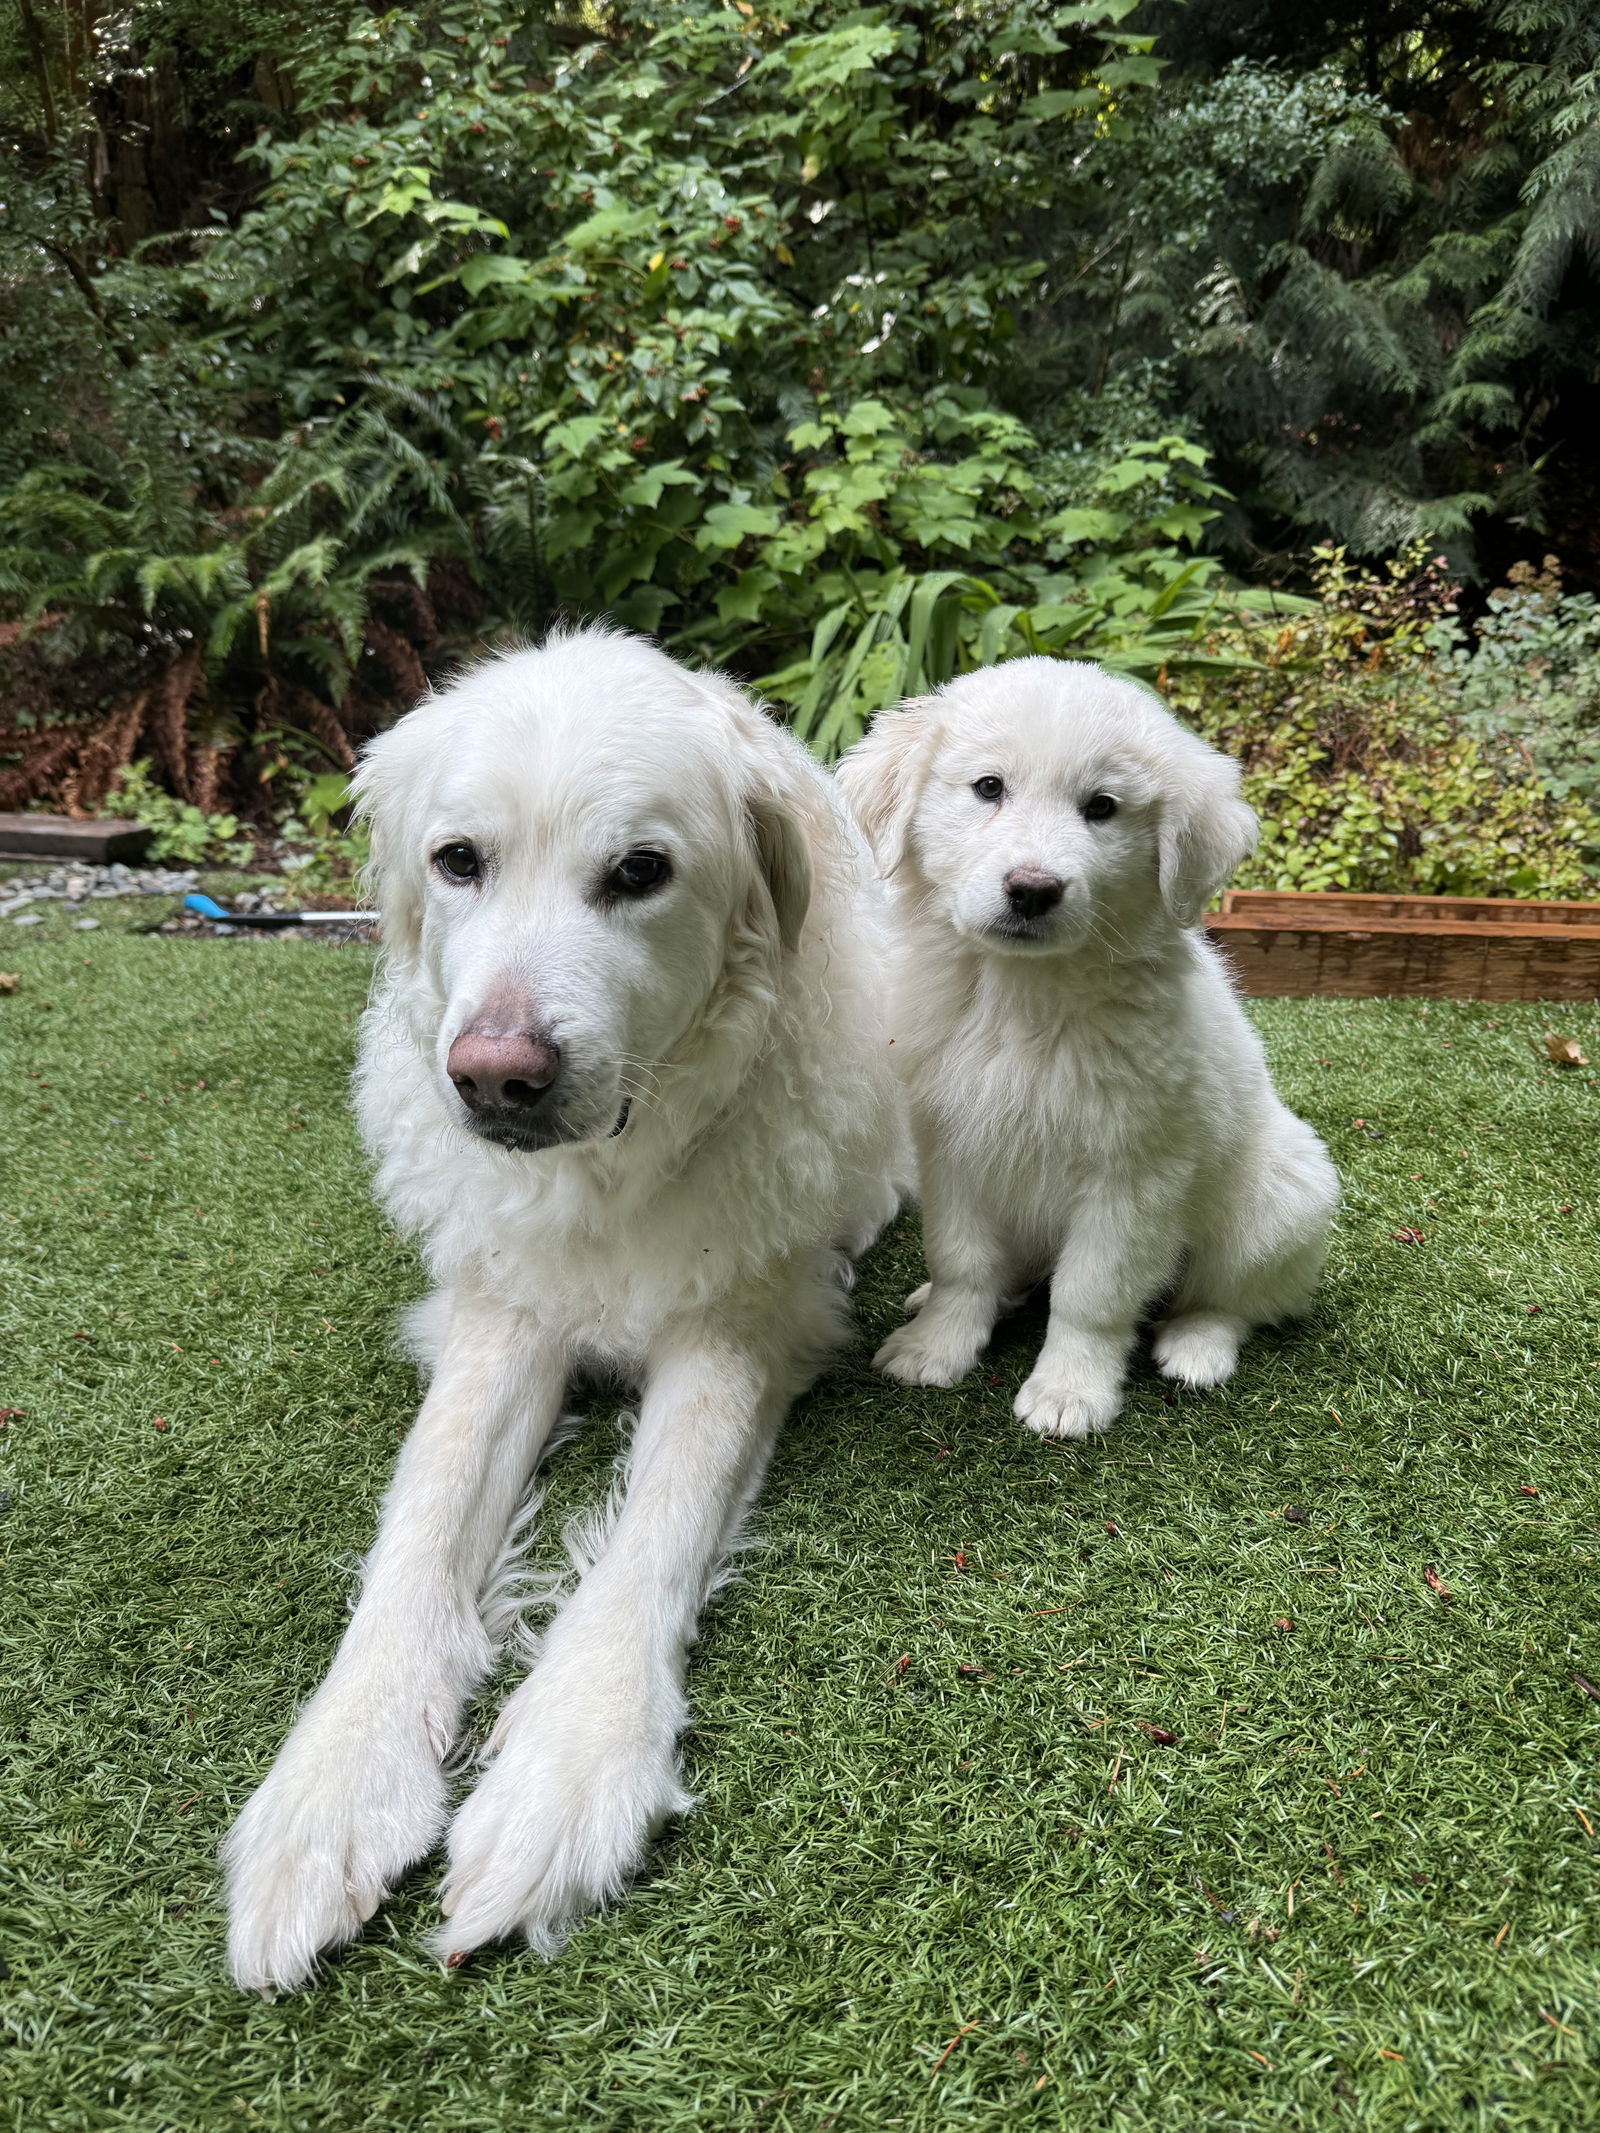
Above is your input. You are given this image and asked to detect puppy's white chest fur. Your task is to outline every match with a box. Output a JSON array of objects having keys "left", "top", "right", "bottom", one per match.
[{"left": 891, "top": 925, "right": 1205, "bottom": 1249}]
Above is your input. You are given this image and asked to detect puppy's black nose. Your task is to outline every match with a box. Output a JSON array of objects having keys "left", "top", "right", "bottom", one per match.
[
  {"left": 1003, "top": 867, "right": 1065, "bottom": 920},
  {"left": 446, "top": 1030, "right": 562, "bottom": 1114}
]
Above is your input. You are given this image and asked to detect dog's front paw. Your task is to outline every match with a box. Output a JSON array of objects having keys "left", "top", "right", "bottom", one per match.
[
  {"left": 1152, "top": 1312, "right": 1245, "bottom": 1389},
  {"left": 1013, "top": 1367, "right": 1121, "bottom": 1442},
  {"left": 223, "top": 1704, "right": 450, "bottom": 1994},
  {"left": 873, "top": 1313, "right": 982, "bottom": 1388},
  {"left": 437, "top": 1675, "right": 690, "bottom": 1964}
]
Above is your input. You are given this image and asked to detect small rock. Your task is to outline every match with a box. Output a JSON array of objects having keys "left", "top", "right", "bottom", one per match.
[
  {"left": 12, "top": 913, "right": 43, "bottom": 928},
  {"left": 74, "top": 918, "right": 101, "bottom": 931}
]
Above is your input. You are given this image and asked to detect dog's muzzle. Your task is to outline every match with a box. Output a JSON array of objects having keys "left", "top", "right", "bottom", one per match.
[
  {"left": 445, "top": 1025, "right": 634, "bottom": 1151},
  {"left": 446, "top": 1026, "right": 569, "bottom": 1148}
]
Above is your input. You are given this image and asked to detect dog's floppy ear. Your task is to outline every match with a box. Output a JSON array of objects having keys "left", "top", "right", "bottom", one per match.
[
  {"left": 1156, "top": 742, "right": 1258, "bottom": 927},
  {"left": 747, "top": 783, "right": 813, "bottom": 953},
  {"left": 696, "top": 669, "right": 823, "bottom": 954},
  {"left": 350, "top": 722, "right": 426, "bottom": 964},
  {"left": 834, "top": 698, "right": 938, "bottom": 875}
]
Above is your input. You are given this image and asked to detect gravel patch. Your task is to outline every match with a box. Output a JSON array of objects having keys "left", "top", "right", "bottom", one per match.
[{"left": 1, "top": 862, "right": 201, "bottom": 924}]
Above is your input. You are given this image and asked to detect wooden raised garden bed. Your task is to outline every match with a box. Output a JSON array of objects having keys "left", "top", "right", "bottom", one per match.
[
  {"left": 0, "top": 812, "right": 153, "bottom": 864},
  {"left": 1204, "top": 890, "right": 1600, "bottom": 1001}
]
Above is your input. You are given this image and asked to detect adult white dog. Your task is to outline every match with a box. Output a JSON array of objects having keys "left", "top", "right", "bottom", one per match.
[
  {"left": 837, "top": 657, "right": 1337, "bottom": 1441},
  {"left": 223, "top": 628, "right": 900, "bottom": 1992}
]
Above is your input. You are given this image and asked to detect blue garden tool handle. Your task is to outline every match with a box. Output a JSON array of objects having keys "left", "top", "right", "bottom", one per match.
[
  {"left": 182, "top": 893, "right": 376, "bottom": 928},
  {"left": 183, "top": 893, "right": 302, "bottom": 929}
]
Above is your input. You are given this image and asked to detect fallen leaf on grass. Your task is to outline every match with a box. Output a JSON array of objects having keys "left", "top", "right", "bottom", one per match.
[
  {"left": 0, "top": 1408, "right": 23, "bottom": 1427},
  {"left": 152, "top": 1416, "right": 169, "bottom": 1433},
  {"left": 1572, "top": 1674, "right": 1600, "bottom": 1704},
  {"left": 929, "top": 2022, "right": 980, "bottom": 2075},
  {"left": 1519, "top": 1484, "right": 1539, "bottom": 1497},
  {"left": 1542, "top": 1034, "right": 1590, "bottom": 1067},
  {"left": 1136, "top": 1722, "right": 1180, "bottom": 1745},
  {"left": 955, "top": 1663, "right": 987, "bottom": 1679},
  {"left": 893, "top": 1654, "right": 912, "bottom": 1678},
  {"left": 1274, "top": 1616, "right": 1296, "bottom": 1633},
  {"left": 1423, "top": 1564, "right": 1452, "bottom": 1598},
  {"left": 1389, "top": 1227, "right": 1426, "bottom": 1245},
  {"left": 0, "top": 972, "right": 18, "bottom": 994}
]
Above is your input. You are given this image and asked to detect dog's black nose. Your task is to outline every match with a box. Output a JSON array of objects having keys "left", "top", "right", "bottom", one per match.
[
  {"left": 446, "top": 1030, "right": 562, "bottom": 1114},
  {"left": 1003, "top": 867, "right": 1065, "bottom": 920}
]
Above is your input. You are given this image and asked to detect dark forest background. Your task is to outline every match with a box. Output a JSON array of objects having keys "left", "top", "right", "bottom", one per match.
[{"left": 3, "top": 2, "right": 1599, "bottom": 892}]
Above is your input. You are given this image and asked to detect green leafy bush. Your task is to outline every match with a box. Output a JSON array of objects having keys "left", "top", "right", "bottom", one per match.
[
  {"left": 1171, "top": 550, "right": 1600, "bottom": 899},
  {"left": 102, "top": 762, "right": 251, "bottom": 866},
  {"left": 1443, "top": 558, "right": 1600, "bottom": 807}
]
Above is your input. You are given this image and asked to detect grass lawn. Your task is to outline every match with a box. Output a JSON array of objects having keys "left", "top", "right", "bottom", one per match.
[{"left": 2, "top": 931, "right": 1597, "bottom": 2133}]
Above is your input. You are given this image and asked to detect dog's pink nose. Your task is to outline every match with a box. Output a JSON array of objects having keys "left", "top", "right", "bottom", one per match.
[
  {"left": 1003, "top": 866, "right": 1065, "bottom": 920},
  {"left": 446, "top": 1029, "right": 562, "bottom": 1116}
]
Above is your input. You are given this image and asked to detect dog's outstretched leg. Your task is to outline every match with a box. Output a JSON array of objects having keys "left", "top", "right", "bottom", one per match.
[
  {"left": 437, "top": 1308, "right": 788, "bottom": 1962},
  {"left": 223, "top": 1289, "right": 562, "bottom": 1995}
]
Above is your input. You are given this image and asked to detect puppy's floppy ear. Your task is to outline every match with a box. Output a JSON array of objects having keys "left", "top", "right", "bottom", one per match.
[
  {"left": 835, "top": 698, "right": 937, "bottom": 875},
  {"left": 1156, "top": 742, "right": 1258, "bottom": 926}
]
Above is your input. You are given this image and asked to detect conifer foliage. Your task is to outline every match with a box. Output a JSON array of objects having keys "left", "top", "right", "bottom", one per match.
[{"left": 0, "top": 1, "right": 1597, "bottom": 837}]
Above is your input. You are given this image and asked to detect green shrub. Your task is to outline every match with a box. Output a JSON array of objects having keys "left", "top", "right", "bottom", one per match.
[
  {"left": 1170, "top": 549, "right": 1600, "bottom": 899},
  {"left": 102, "top": 762, "right": 252, "bottom": 867},
  {"left": 1444, "top": 558, "right": 1600, "bottom": 807}
]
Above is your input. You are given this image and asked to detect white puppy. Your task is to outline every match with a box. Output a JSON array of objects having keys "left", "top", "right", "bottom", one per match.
[
  {"left": 837, "top": 657, "right": 1337, "bottom": 1441},
  {"left": 223, "top": 628, "right": 899, "bottom": 1992}
]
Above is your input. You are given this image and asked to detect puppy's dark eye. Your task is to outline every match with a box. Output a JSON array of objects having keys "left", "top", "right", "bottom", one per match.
[
  {"left": 972, "top": 775, "right": 1005, "bottom": 803},
  {"left": 1082, "top": 794, "right": 1118, "bottom": 822},
  {"left": 433, "top": 841, "right": 481, "bottom": 881},
  {"left": 610, "top": 848, "right": 672, "bottom": 897}
]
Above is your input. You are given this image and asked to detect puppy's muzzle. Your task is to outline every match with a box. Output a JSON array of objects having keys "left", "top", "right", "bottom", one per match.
[
  {"left": 1003, "top": 866, "right": 1066, "bottom": 921},
  {"left": 447, "top": 1026, "right": 562, "bottom": 1134}
]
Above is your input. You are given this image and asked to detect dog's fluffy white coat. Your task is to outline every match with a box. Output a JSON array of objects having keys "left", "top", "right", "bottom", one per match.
[
  {"left": 837, "top": 658, "right": 1338, "bottom": 1439},
  {"left": 222, "top": 629, "right": 899, "bottom": 1991}
]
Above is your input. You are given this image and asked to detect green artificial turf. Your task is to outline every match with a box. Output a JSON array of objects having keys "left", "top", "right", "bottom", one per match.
[{"left": 2, "top": 935, "right": 1597, "bottom": 2133}]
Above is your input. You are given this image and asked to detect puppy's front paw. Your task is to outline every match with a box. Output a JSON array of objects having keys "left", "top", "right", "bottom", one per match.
[
  {"left": 223, "top": 1705, "right": 449, "bottom": 1994},
  {"left": 873, "top": 1313, "right": 982, "bottom": 1388},
  {"left": 437, "top": 1676, "right": 689, "bottom": 1964},
  {"left": 1014, "top": 1368, "right": 1121, "bottom": 1442},
  {"left": 1152, "top": 1312, "right": 1244, "bottom": 1389}
]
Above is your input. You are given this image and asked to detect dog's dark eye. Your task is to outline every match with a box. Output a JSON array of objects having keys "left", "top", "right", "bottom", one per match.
[
  {"left": 610, "top": 849, "right": 672, "bottom": 897},
  {"left": 1082, "top": 794, "right": 1118, "bottom": 822},
  {"left": 972, "top": 776, "right": 1005, "bottom": 803},
  {"left": 434, "top": 841, "right": 481, "bottom": 881}
]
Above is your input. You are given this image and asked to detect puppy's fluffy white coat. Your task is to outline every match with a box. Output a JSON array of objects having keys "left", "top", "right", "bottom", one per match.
[
  {"left": 223, "top": 629, "right": 899, "bottom": 1992},
  {"left": 837, "top": 658, "right": 1337, "bottom": 1440}
]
